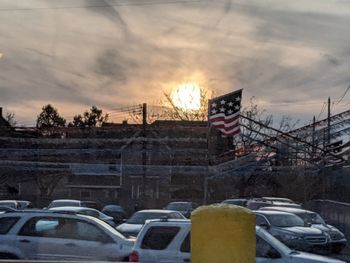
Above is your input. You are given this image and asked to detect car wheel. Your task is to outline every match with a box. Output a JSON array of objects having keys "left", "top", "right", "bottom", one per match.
[{"left": 0, "top": 253, "right": 19, "bottom": 259}]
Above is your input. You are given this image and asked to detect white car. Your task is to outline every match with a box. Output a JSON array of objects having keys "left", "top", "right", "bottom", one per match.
[
  {"left": 130, "top": 219, "right": 345, "bottom": 263},
  {"left": 0, "top": 210, "right": 134, "bottom": 261},
  {"left": 117, "top": 209, "right": 185, "bottom": 238}
]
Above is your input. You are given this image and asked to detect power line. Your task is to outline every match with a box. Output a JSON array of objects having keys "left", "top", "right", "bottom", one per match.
[
  {"left": 0, "top": 0, "right": 204, "bottom": 12},
  {"left": 317, "top": 102, "right": 327, "bottom": 121},
  {"left": 335, "top": 84, "right": 350, "bottom": 105}
]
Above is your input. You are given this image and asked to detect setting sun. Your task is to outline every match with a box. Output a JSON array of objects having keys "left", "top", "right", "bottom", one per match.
[{"left": 170, "top": 83, "right": 202, "bottom": 111}]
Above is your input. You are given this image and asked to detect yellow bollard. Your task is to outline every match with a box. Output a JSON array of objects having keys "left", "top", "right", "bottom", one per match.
[{"left": 191, "top": 204, "right": 256, "bottom": 263}]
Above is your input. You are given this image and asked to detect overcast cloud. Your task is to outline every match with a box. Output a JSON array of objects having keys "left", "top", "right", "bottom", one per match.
[{"left": 0, "top": 0, "right": 350, "bottom": 125}]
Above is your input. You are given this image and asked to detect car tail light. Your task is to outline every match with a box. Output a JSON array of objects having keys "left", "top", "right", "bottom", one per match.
[{"left": 129, "top": 251, "right": 139, "bottom": 262}]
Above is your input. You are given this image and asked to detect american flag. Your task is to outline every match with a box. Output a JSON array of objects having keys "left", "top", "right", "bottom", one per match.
[{"left": 208, "top": 89, "right": 242, "bottom": 137}]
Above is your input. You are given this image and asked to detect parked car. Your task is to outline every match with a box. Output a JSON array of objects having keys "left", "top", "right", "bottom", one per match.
[
  {"left": 129, "top": 219, "right": 345, "bottom": 263},
  {"left": 164, "top": 202, "right": 199, "bottom": 218},
  {"left": 255, "top": 210, "right": 329, "bottom": 253},
  {"left": 247, "top": 198, "right": 302, "bottom": 210},
  {"left": 261, "top": 197, "right": 296, "bottom": 204},
  {"left": 221, "top": 198, "right": 248, "bottom": 207},
  {"left": 259, "top": 206, "right": 347, "bottom": 253},
  {"left": 102, "top": 205, "right": 128, "bottom": 225},
  {"left": 117, "top": 209, "right": 186, "bottom": 238},
  {"left": 0, "top": 200, "right": 33, "bottom": 210},
  {"left": 0, "top": 210, "right": 134, "bottom": 260},
  {"left": 47, "top": 199, "right": 98, "bottom": 209},
  {"left": 49, "top": 206, "right": 116, "bottom": 227}
]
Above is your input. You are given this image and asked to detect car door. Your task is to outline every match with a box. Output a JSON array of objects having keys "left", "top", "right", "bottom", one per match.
[
  {"left": 256, "top": 235, "right": 285, "bottom": 263},
  {"left": 177, "top": 231, "right": 191, "bottom": 263},
  {"left": 15, "top": 216, "right": 90, "bottom": 261},
  {"left": 72, "top": 219, "right": 125, "bottom": 261}
]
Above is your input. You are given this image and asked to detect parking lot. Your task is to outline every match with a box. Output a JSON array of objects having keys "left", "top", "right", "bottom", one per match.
[{"left": 0, "top": 198, "right": 349, "bottom": 262}]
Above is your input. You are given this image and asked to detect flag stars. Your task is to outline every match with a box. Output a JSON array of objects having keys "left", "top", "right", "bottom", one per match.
[
  {"left": 211, "top": 109, "right": 217, "bottom": 114},
  {"left": 234, "top": 105, "right": 240, "bottom": 110},
  {"left": 228, "top": 102, "right": 234, "bottom": 107},
  {"left": 235, "top": 97, "right": 241, "bottom": 102},
  {"left": 211, "top": 102, "right": 217, "bottom": 108},
  {"left": 228, "top": 109, "right": 233, "bottom": 114},
  {"left": 220, "top": 100, "right": 226, "bottom": 105},
  {"left": 220, "top": 107, "right": 225, "bottom": 112}
]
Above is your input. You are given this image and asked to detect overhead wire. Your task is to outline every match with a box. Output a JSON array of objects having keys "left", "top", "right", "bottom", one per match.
[{"left": 0, "top": 0, "right": 204, "bottom": 12}]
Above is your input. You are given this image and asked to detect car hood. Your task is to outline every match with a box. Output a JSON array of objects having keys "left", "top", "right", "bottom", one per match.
[
  {"left": 117, "top": 223, "right": 143, "bottom": 234},
  {"left": 279, "top": 226, "right": 323, "bottom": 235},
  {"left": 312, "top": 224, "right": 342, "bottom": 233},
  {"left": 292, "top": 251, "right": 345, "bottom": 263}
]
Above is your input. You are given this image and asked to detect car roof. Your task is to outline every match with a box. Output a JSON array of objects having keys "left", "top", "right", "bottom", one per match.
[
  {"left": 255, "top": 210, "right": 296, "bottom": 216},
  {"left": 136, "top": 209, "right": 180, "bottom": 213},
  {"left": 49, "top": 206, "right": 98, "bottom": 212},
  {"left": 0, "top": 200, "right": 18, "bottom": 203},
  {"left": 222, "top": 199, "right": 247, "bottom": 202},
  {"left": 167, "top": 202, "right": 192, "bottom": 204},
  {"left": 0, "top": 210, "right": 91, "bottom": 218},
  {"left": 262, "top": 197, "right": 293, "bottom": 201},
  {"left": 260, "top": 206, "right": 314, "bottom": 214},
  {"left": 146, "top": 219, "right": 191, "bottom": 224},
  {"left": 51, "top": 199, "right": 81, "bottom": 203}
]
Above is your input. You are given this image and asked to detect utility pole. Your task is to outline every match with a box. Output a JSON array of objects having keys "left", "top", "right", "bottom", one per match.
[
  {"left": 327, "top": 97, "right": 331, "bottom": 146},
  {"left": 312, "top": 116, "right": 316, "bottom": 157},
  {"left": 141, "top": 103, "right": 147, "bottom": 207}
]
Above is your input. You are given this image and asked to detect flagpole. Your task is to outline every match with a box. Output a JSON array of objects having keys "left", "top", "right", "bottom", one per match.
[{"left": 204, "top": 98, "right": 212, "bottom": 205}]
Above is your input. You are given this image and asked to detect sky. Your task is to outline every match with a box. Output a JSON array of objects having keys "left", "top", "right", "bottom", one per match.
[{"left": 0, "top": 0, "right": 350, "bottom": 126}]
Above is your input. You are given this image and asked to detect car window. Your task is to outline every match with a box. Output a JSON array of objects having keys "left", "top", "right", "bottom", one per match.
[
  {"left": 166, "top": 203, "right": 190, "bottom": 210},
  {"left": 0, "top": 202, "right": 17, "bottom": 209},
  {"left": 256, "top": 215, "right": 268, "bottom": 226},
  {"left": 127, "top": 212, "right": 172, "bottom": 224},
  {"left": 76, "top": 221, "right": 113, "bottom": 243},
  {"left": 0, "top": 217, "right": 20, "bottom": 234},
  {"left": 141, "top": 226, "right": 180, "bottom": 250},
  {"left": 180, "top": 232, "right": 190, "bottom": 253},
  {"left": 19, "top": 217, "right": 112, "bottom": 242},
  {"left": 266, "top": 214, "right": 304, "bottom": 227},
  {"left": 256, "top": 235, "right": 281, "bottom": 259},
  {"left": 19, "top": 217, "right": 60, "bottom": 237},
  {"left": 170, "top": 212, "right": 185, "bottom": 219}
]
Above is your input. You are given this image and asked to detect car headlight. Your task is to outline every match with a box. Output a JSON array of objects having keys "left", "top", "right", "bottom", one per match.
[{"left": 280, "top": 232, "right": 303, "bottom": 241}]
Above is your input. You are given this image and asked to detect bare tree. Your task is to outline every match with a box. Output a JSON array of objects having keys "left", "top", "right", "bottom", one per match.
[
  {"left": 150, "top": 87, "right": 213, "bottom": 122},
  {"left": 5, "top": 112, "right": 17, "bottom": 126},
  {"left": 36, "top": 172, "right": 65, "bottom": 201}
]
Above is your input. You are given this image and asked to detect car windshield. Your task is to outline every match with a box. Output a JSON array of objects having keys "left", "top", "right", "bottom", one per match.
[
  {"left": 127, "top": 212, "right": 170, "bottom": 224},
  {"left": 298, "top": 212, "right": 325, "bottom": 225},
  {"left": 0, "top": 202, "right": 16, "bottom": 208},
  {"left": 166, "top": 203, "right": 190, "bottom": 210},
  {"left": 266, "top": 214, "right": 305, "bottom": 227}
]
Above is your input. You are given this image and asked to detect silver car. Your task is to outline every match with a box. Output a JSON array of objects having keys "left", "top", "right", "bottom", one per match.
[{"left": 0, "top": 210, "right": 134, "bottom": 260}]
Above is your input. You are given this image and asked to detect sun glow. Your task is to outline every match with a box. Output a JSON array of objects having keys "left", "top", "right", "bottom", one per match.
[{"left": 170, "top": 83, "right": 202, "bottom": 111}]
